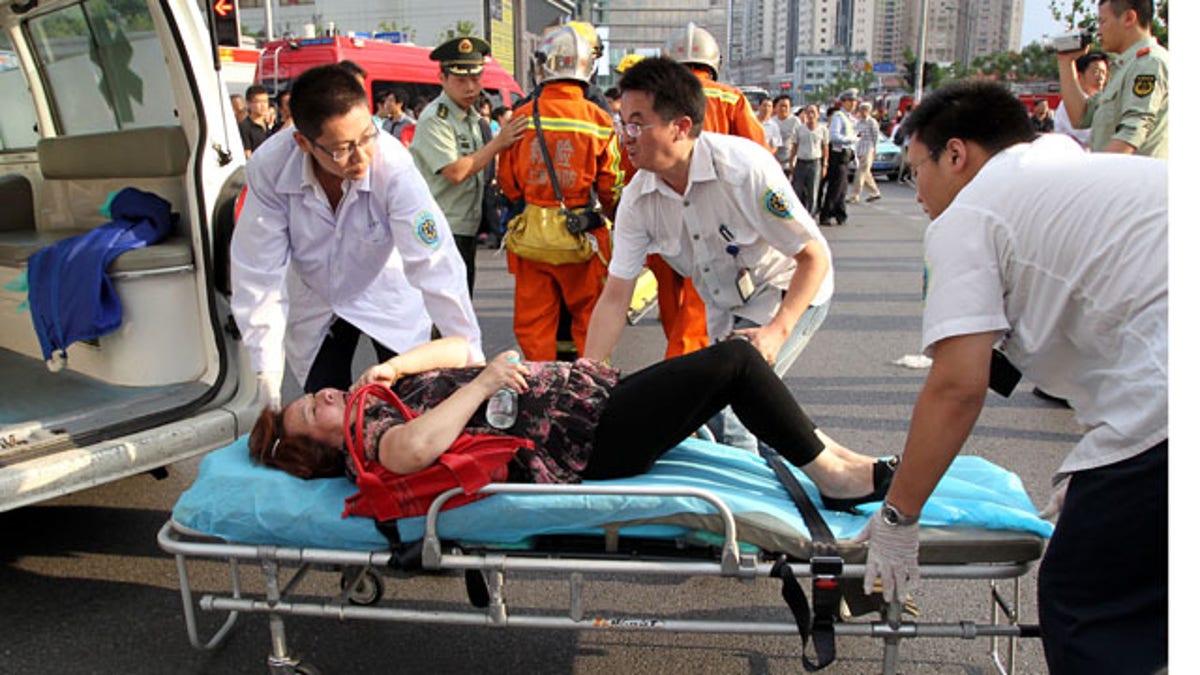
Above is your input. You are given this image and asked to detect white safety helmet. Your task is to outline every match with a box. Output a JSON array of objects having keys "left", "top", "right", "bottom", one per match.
[
  {"left": 663, "top": 22, "right": 721, "bottom": 76},
  {"left": 536, "top": 22, "right": 600, "bottom": 84}
]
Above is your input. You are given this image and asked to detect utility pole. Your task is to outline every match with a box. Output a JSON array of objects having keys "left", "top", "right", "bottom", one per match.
[
  {"left": 725, "top": 0, "right": 734, "bottom": 81},
  {"left": 914, "top": 0, "right": 929, "bottom": 101}
]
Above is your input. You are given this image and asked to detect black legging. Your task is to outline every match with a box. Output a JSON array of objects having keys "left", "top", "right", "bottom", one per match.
[
  {"left": 304, "top": 318, "right": 397, "bottom": 393},
  {"left": 583, "top": 339, "right": 823, "bottom": 479}
]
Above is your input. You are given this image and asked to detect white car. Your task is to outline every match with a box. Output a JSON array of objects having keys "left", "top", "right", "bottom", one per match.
[{"left": 0, "top": 0, "right": 259, "bottom": 511}]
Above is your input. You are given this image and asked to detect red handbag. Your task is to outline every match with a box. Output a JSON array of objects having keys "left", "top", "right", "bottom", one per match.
[{"left": 341, "top": 383, "right": 533, "bottom": 521}]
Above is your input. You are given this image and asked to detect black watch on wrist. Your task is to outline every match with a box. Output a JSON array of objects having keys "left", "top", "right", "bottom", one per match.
[{"left": 881, "top": 502, "right": 919, "bottom": 527}]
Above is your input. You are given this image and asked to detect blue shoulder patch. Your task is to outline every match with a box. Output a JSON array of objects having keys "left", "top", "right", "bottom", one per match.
[
  {"left": 415, "top": 211, "right": 441, "bottom": 248},
  {"left": 762, "top": 187, "right": 794, "bottom": 220}
]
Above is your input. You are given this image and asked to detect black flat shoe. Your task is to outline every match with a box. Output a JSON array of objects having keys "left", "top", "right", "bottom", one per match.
[{"left": 820, "top": 456, "right": 899, "bottom": 513}]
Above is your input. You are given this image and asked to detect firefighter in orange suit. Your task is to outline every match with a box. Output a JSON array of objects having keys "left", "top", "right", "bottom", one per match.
[
  {"left": 498, "top": 22, "right": 624, "bottom": 361},
  {"left": 647, "top": 22, "right": 769, "bottom": 359}
]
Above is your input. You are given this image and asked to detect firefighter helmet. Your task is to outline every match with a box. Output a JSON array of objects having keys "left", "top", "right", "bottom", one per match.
[
  {"left": 537, "top": 22, "right": 600, "bottom": 84},
  {"left": 663, "top": 22, "right": 721, "bottom": 75},
  {"left": 616, "top": 53, "right": 645, "bottom": 75}
]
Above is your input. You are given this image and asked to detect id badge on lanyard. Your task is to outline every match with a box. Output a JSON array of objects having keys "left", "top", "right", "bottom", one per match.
[{"left": 719, "top": 224, "right": 755, "bottom": 303}]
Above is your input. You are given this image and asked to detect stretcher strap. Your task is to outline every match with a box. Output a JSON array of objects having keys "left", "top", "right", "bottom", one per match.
[
  {"left": 762, "top": 445, "right": 840, "bottom": 671},
  {"left": 375, "top": 519, "right": 491, "bottom": 609}
]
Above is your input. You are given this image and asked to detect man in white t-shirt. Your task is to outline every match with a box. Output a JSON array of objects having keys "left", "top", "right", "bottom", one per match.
[{"left": 855, "top": 79, "right": 1166, "bottom": 674}]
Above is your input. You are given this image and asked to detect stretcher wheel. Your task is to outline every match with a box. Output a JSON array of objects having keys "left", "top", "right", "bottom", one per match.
[
  {"left": 293, "top": 662, "right": 322, "bottom": 675},
  {"left": 339, "top": 568, "right": 384, "bottom": 605}
]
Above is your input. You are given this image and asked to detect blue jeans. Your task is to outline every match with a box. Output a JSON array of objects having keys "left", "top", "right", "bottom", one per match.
[{"left": 707, "top": 302, "right": 830, "bottom": 453}]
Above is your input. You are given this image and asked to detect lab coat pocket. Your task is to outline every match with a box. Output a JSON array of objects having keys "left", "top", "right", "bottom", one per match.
[{"left": 358, "top": 216, "right": 393, "bottom": 246}]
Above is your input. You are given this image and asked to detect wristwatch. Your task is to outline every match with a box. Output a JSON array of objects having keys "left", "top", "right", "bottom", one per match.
[{"left": 881, "top": 501, "right": 919, "bottom": 527}]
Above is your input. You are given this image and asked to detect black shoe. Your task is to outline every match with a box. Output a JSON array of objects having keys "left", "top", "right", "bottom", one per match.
[
  {"left": 820, "top": 456, "right": 899, "bottom": 513},
  {"left": 836, "top": 219, "right": 846, "bottom": 226},
  {"left": 819, "top": 218, "right": 832, "bottom": 227}
]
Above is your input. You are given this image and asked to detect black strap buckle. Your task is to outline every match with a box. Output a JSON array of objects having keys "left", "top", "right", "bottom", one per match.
[{"left": 810, "top": 555, "right": 844, "bottom": 578}]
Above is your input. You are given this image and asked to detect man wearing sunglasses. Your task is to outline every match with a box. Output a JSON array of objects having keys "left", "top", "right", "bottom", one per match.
[{"left": 231, "top": 65, "right": 484, "bottom": 411}]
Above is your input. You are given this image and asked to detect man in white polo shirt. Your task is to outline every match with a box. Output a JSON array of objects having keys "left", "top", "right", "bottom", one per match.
[
  {"left": 584, "top": 57, "right": 833, "bottom": 451},
  {"left": 855, "top": 79, "right": 1166, "bottom": 674}
]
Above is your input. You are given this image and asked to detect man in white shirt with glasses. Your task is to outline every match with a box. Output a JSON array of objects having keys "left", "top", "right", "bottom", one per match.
[
  {"left": 585, "top": 58, "right": 833, "bottom": 453},
  {"left": 232, "top": 64, "right": 484, "bottom": 410}
]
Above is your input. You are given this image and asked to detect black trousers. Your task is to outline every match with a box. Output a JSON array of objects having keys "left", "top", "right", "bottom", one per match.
[
  {"left": 819, "top": 148, "right": 851, "bottom": 223},
  {"left": 303, "top": 317, "right": 397, "bottom": 393},
  {"left": 453, "top": 234, "right": 478, "bottom": 297},
  {"left": 792, "top": 158, "right": 820, "bottom": 215},
  {"left": 583, "top": 339, "right": 823, "bottom": 479},
  {"left": 1038, "top": 440, "right": 1167, "bottom": 674}
]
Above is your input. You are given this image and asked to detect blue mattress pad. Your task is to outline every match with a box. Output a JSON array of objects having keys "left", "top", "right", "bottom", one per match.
[{"left": 172, "top": 436, "right": 1052, "bottom": 561}]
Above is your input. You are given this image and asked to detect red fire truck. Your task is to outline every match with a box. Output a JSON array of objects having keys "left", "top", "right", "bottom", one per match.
[{"left": 255, "top": 35, "right": 524, "bottom": 110}]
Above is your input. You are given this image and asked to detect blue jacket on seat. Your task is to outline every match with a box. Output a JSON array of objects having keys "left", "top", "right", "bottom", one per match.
[{"left": 26, "top": 187, "right": 175, "bottom": 366}]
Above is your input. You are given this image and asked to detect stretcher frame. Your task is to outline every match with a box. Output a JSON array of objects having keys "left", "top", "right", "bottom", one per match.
[{"left": 158, "top": 482, "right": 1042, "bottom": 675}]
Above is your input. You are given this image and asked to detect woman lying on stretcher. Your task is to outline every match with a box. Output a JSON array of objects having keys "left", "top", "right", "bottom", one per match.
[{"left": 248, "top": 337, "right": 896, "bottom": 512}]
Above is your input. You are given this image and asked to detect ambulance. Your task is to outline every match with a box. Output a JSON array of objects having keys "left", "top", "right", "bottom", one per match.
[{"left": 0, "top": 0, "right": 260, "bottom": 511}]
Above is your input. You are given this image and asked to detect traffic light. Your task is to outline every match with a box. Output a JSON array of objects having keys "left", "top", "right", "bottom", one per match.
[
  {"left": 212, "top": 0, "right": 240, "bottom": 48},
  {"left": 903, "top": 60, "right": 938, "bottom": 89}
]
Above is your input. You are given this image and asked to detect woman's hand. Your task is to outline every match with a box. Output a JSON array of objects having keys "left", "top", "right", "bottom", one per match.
[
  {"left": 352, "top": 363, "right": 399, "bottom": 392},
  {"left": 475, "top": 350, "right": 530, "bottom": 396}
]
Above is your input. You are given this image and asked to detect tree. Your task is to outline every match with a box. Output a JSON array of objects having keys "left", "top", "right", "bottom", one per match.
[
  {"left": 966, "top": 42, "right": 1057, "bottom": 82},
  {"left": 438, "top": 21, "right": 477, "bottom": 43},
  {"left": 810, "top": 69, "right": 874, "bottom": 106},
  {"left": 1049, "top": 0, "right": 1168, "bottom": 47}
]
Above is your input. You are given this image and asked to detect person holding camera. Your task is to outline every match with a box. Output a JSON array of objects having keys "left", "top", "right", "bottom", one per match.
[
  {"left": 584, "top": 58, "right": 833, "bottom": 453},
  {"left": 1054, "top": 52, "right": 1108, "bottom": 148},
  {"left": 1056, "top": 0, "right": 1167, "bottom": 158},
  {"left": 496, "top": 22, "right": 622, "bottom": 361}
]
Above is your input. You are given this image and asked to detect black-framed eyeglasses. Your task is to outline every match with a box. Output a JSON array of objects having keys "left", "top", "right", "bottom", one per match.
[
  {"left": 615, "top": 120, "right": 660, "bottom": 139},
  {"left": 908, "top": 152, "right": 933, "bottom": 179},
  {"left": 310, "top": 124, "right": 380, "bottom": 162}
]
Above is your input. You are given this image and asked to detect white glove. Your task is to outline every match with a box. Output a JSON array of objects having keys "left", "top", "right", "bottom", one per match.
[
  {"left": 256, "top": 370, "right": 284, "bottom": 411},
  {"left": 852, "top": 508, "right": 921, "bottom": 602},
  {"left": 1038, "top": 475, "right": 1071, "bottom": 520}
]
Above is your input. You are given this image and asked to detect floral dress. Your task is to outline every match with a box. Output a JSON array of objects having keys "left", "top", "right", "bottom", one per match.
[{"left": 354, "top": 359, "right": 619, "bottom": 484}]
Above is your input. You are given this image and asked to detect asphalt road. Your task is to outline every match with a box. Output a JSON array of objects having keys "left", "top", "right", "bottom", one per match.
[{"left": 1, "top": 179, "right": 1079, "bottom": 674}]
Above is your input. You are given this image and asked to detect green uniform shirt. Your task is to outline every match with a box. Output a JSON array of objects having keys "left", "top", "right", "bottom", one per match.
[
  {"left": 410, "top": 91, "right": 485, "bottom": 237},
  {"left": 1080, "top": 36, "right": 1168, "bottom": 158}
]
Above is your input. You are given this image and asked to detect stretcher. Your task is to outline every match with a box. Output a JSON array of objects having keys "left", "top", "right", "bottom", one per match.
[{"left": 158, "top": 436, "right": 1051, "bottom": 674}]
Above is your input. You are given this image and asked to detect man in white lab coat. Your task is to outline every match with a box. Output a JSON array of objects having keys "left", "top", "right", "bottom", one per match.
[{"left": 232, "top": 64, "right": 483, "bottom": 409}]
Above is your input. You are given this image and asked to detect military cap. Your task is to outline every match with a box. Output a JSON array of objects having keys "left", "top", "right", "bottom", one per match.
[
  {"left": 838, "top": 88, "right": 860, "bottom": 101},
  {"left": 430, "top": 36, "right": 491, "bottom": 76}
]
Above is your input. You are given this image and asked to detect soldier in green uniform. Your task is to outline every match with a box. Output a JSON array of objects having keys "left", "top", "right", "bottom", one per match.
[
  {"left": 1057, "top": 0, "right": 1167, "bottom": 158},
  {"left": 410, "top": 36, "right": 527, "bottom": 295}
]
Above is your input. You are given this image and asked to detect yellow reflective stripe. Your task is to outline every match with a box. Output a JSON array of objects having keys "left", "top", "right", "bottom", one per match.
[
  {"left": 606, "top": 133, "right": 625, "bottom": 201},
  {"left": 523, "top": 116, "right": 614, "bottom": 140},
  {"left": 704, "top": 86, "right": 741, "bottom": 105}
]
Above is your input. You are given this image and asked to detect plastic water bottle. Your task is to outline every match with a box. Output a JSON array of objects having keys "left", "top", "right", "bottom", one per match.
[{"left": 485, "top": 355, "right": 520, "bottom": 429}]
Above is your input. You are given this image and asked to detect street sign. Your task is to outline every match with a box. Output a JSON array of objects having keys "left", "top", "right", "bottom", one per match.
[
  {"left": 373, "top": 31, "right": 410, "bottom": 44},
  {"left": 874, "top": 62, "right": 896, "bottom": 73}
]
